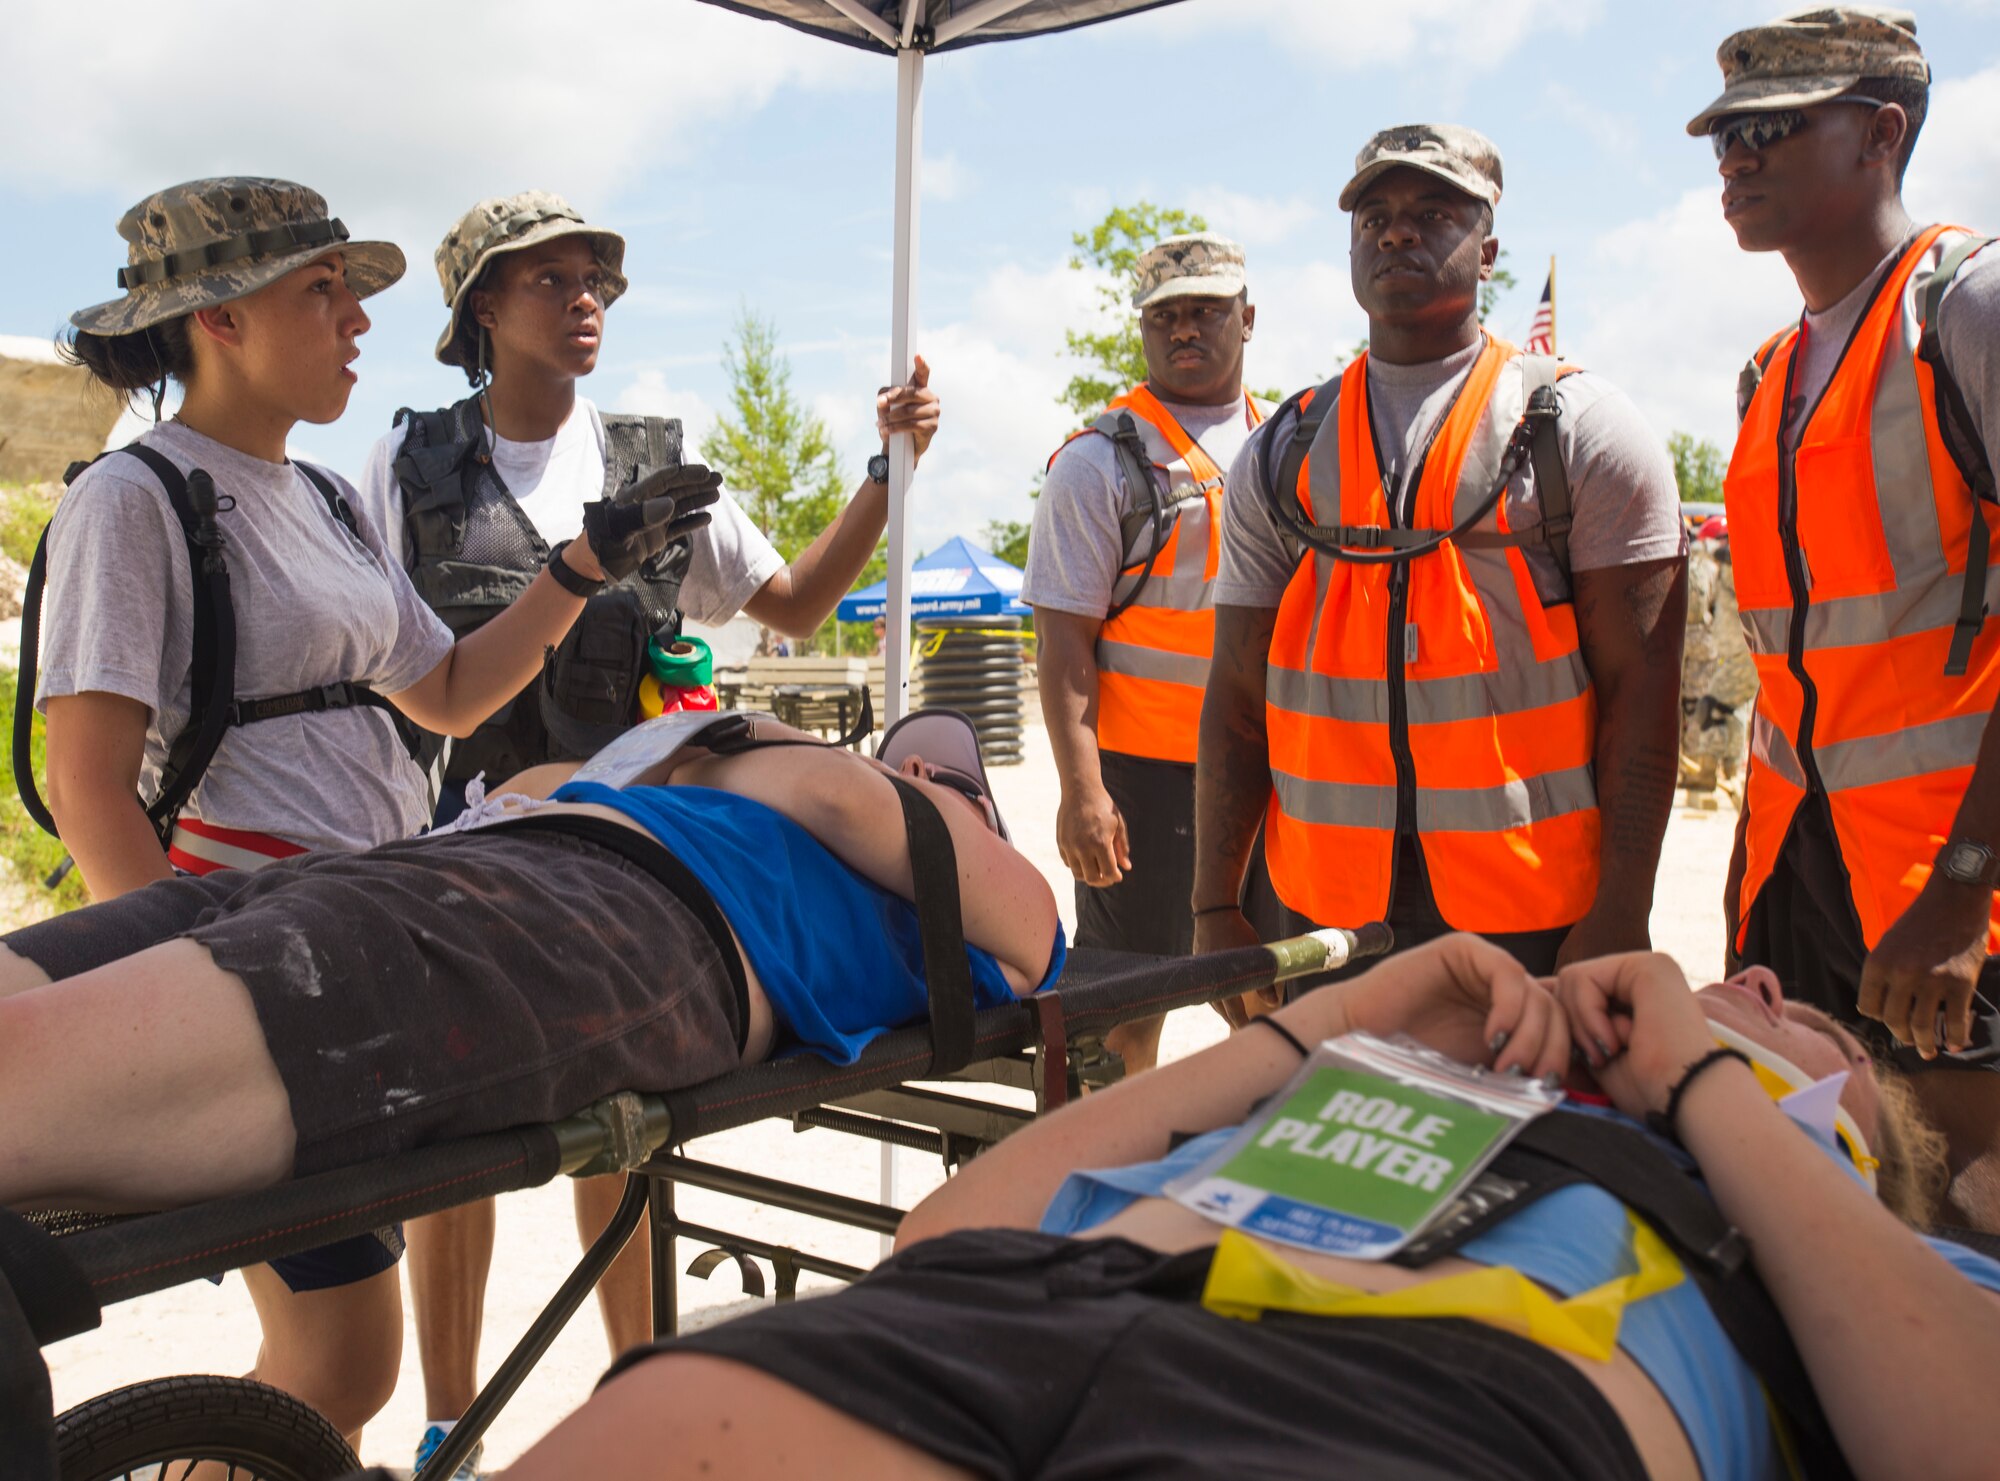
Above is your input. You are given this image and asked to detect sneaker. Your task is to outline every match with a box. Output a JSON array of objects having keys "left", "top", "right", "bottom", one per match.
[{"left": 414, "top": 1423, "right": 484, "bottom": 1480}]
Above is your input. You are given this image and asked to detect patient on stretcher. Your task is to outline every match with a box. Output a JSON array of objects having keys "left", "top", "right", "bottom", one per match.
[
  {"left": 495, "top": 940, "right": 1999, "bottom": 1481},
  {"left": 0, "top": 711, "right": 1061, "bottom": 1212}
]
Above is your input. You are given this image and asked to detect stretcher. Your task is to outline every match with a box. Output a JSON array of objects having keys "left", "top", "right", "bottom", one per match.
[{"left": 1, "top": 926, "right": 1389, "bottom": 1481}]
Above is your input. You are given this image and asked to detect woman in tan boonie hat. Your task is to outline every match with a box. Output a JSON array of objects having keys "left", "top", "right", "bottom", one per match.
[{"left": 38, "top": 176, "right": 701, "bottom": 1465}]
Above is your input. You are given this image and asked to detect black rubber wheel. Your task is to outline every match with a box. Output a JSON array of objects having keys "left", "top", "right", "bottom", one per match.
[{"left": 56, "top": 1375, "right": 359, "bottom": 1481}]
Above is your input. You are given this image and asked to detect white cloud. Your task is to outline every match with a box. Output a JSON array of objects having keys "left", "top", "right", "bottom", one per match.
[
  {"left": 1148, "top": 0, "right": 1601, "bottom": 76},
  {"left": 1183, "top": 187, "right": 1322, "bottom": 248},
  {"left": 3, "top": 1, "right": 868, "bottom": 244},
  {"left": 1568, "top": 187, "right": 1798, "bottom": 448},
  {"left": 1906, "top": 60, "right": 2000, "bottom": 228},
  {"left": 613, "top": 370, "right": 717, "bottom": 458},
  {"left": 922, "top": 152, "right": 972, "bottom": 203}
]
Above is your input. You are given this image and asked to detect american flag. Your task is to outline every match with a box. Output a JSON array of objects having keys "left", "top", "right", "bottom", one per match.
[{"left": 1523, "top": 262, "right": 1556, "bottom": 355}]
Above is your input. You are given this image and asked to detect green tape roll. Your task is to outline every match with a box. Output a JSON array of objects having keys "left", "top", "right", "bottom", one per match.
[{"left": 648, "top": 633, "right": 714, "bottom": 687}]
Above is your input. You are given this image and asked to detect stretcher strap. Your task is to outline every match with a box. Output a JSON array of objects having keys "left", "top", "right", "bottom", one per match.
[{"left": 890, "top": 775, "right": 976, "bottom": 1074}]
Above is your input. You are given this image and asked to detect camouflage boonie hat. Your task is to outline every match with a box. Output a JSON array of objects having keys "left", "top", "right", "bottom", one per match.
[
  {"left": 1132, "top": 233, "right": 1248, "bottom": 310},
  {"left": 1686, "top": 7, "right": 1929, "bottom": 136},
  {"left": 70, "top": 177, "right": 405, "bottom": 337},
  {"left": 1339, "top": 124, "right": 1504, "bottom": 212},
  {"left": 434, "top": 191, "right": 628, "bottom": 367}
]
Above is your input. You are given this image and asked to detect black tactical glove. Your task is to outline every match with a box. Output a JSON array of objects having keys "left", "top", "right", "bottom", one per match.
[{"left": 579, "top": 463, "right": 724, "bottom": 581}]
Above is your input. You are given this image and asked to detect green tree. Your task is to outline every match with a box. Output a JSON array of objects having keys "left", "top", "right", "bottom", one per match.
[
  {"left": 1060, "top": 201, "right": 1209, "bottom": 422},
  {"left": 983, "top": 516, "right": 1031, "bottom": 570},
  {"left": 1480, "top": 249, "right": 1518, "bottom": 326},
  {"left": 1669, "top": 431, "right": 1727, "bottom": 505},
  {"left": 700, "top": 309, "right": 873, "bottom": 655}
]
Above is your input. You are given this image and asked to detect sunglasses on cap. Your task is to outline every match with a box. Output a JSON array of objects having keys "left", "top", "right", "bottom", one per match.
[
  {"left": 914, "top": 763, "right": 1002, "bottom": 836},
  {"left": 1709, "top": 96, "right": 1886, "bottom": 160}
]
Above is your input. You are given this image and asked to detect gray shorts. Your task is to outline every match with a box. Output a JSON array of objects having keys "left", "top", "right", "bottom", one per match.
[{"left": 6, "top": 817, "right": 746, "bottom": 1176}]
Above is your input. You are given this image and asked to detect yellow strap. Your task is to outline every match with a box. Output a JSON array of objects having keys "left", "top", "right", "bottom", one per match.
[{"left": 1199, "top": 1214, "right": 1684, "bottom": 1364}]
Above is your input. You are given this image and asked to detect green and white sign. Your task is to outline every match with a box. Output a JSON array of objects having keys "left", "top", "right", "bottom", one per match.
[{"left": 1168, "top": 1032, "right": 1558, "bottom": 1259}]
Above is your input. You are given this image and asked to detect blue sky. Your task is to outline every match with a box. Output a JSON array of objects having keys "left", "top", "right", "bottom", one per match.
[{"left": 4, "top": 0, "right": 1997, "bottom": 553}]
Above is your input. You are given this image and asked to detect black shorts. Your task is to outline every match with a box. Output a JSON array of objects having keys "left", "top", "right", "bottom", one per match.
[
  {"left": 5, "top": 816, "right": 747, "bottom": 1179},
  {"left": 1075, "top": 751, "right": 1196, "bottom": 957},
  {"left": 607, "top": 1229, "right": 1646, "bottom": 1481},
  {"left": 1741, "top": 792, "right": 2000, "bottom": 1072}
]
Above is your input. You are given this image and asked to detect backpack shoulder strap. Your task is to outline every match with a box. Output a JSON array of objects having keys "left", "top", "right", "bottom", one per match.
[
  {"left": 1738, "top": 325, "right": 1794, "bottom": 425},
  {"left": 600, "top": 412, "right": 685, "bottom": 494},
  {"left": 1101, "top": 411, "right": 1171, "bottom": 621},
  {"left": 1918, "top": 235, "right": 1997, "bottom": 676},
  {"left": 294, "top": 462, "right": 362, "bottom": 539},
  {"left": 1259, "top": 378, "right": 1341, "bottom": 569},
  {"left": 1518, "top": 355, "right": 1573, "bottom": 580}
]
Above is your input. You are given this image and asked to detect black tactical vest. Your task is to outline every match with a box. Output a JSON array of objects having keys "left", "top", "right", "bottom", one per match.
[{"left": 390, "top": 396, "right": 691, "bottom": 782}]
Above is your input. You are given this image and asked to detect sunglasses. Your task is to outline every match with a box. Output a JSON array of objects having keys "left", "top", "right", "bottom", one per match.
[{"left": 1709, "top": 96, "right": 1886, "bottom": 160}]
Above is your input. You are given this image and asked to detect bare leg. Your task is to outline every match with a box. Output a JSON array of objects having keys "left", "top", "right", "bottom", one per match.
[
  {"left": 242, "top": 1263, "right": 403, "bottom": 1450},
  {"left": 1104, "top": 1012, "right": 1167, "bottom": 1077},
  {"left": 1914, "top": 1072, "right": 2000, "bottom": 1232},
  {"left": 0, "top": 944, "right": 52, "bottom": 1000},
  {"left": 573, "top": 1174, "right": 651, "bottom": 1355},
  {"left": 499, "top": 1354, "right": 973, "bottom": 1481},
  {"left": 408, "top": 1199, "right": 499, "bottom": 1422},
  {"left": 0, "top": 938, "right": 293, "bottom": 1208}
]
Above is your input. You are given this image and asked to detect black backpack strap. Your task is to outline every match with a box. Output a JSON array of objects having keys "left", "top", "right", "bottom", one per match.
[
  {"left": 1519, "top": 355, "right": 1573, "bottom": 586},
  {"left": 1738, "top": 327, "right": 1792, "bottom": 426},
  {"left": 294, "top": 460, "right": 362, "bottom": 539},
  {"left": 1260, "top": 381, "right": 1336, "bottom": 570},
  {"left": 1103, "top": 412, "right": 1171, "bottom": 622},
  {"left": 1917, "top": 235, "right": 1996, "bottom": 677}
]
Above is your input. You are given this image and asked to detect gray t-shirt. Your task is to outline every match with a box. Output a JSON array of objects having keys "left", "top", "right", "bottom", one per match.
[
  {"left": 355, "top": 397, "right": 786, "bottom": 626},
  {"left": 1023, "top": 396, "right": 1264, "bottom": 619},
  {"left": 36, "top": 420, "right": 455, "bottom": 852},
  {"left": 1217, "top": 345, "right": 1686, "bottom": 608},
  {"left": 1781, "top": 235, "right": 1999, "bottom": 463}
]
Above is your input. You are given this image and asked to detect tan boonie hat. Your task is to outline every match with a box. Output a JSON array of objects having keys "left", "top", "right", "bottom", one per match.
[
  {"left": 1132, "top": 233, "right": 1247, "bottom": 310},
  {"left": 1686, "top": 7, "right": 1929, "bottom": 136},
  {"left": 1339, "top": 124, "right": 1504, "bottom": 213},
  {"left": 70, "top": 178, "right": 404, "bottom": 337},
  {"left": 434, "top": 191, "right": 629, "bottom": 367}
]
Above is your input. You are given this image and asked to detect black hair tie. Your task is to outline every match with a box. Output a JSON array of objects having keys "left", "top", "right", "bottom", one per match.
[{"left": 1646, "top": 1047, "right": 1752, "bottom": 1141}]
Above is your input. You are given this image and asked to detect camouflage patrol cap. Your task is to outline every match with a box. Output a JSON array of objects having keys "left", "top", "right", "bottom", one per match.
[
  {"left": 1131, "top": 233, "right": 1248, "bottom": 310},
  {"left": 434, "top": 191, "right": 629, "bottom": 367},
  {"left": 1339, "top": 125, "right": 1504, "bottom": 213},
  {"left": 70, "top": 177, "right": 405, "bottom": 337},
  {"left": 1686, "top": 7, "right": 1930, "bottom": 136}
]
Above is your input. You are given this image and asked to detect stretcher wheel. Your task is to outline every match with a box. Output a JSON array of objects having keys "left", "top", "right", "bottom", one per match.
[{"left": 56, "top": 1374, "right": 359, "bottom": 1480}]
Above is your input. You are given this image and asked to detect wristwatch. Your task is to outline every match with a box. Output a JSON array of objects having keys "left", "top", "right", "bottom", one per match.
[
  {"left": 546, "top": 539, "right": 607, "bottom": 597},
  {"left": 867, "top": 453, "right": 891, "bottom": 486},
  {"left": 1938, "top": 839, "right": 2000, "bottom": 887}
]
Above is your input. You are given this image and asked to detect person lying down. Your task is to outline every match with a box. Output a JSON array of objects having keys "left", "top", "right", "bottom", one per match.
[
  {"left": 0, "top": 710, "right": 1062, "bottom": 1212},
  {"left": 492, "top": 938, "right": 2000, "bottom": 1481}
]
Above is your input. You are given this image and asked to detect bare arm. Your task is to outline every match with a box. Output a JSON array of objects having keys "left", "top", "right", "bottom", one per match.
[
  {"left": 899, "top": 934, "right": 1565, "bottom": 1246},
  {"left": 1034, "top": 607, "right": 1129, "bottom": 887},
  {"left": 742, "top": 358, "right": 940, "bottom": 639},
  {"left": 1193, "top": 604, "right": 1279, "bottom": 983},
  {"left": 1558, "top": 556, "right": 1686, "bottom": 965},
  {"left": 385, "top": 564, "right": 586, "bottom": 738},
  {"left": 43, "top": 693, "right": 174, "bottom": 900}
]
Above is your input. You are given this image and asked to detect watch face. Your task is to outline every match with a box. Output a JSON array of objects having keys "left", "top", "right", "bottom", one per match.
[
  {"left": 868, "top": 454, "right": 891, "bottom": 484},
  {"left": 1946, "top": 842, "right": 1995, "bottom": 883}
]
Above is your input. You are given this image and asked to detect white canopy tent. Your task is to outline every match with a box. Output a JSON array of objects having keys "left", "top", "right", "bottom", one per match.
[{"left": 693, "top": 0, "right": 1190, "bottom": 726}]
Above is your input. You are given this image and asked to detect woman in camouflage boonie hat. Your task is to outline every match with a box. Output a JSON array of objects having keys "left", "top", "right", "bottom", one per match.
[{"left": 432, "top": 189, "right": 628, "bottom": 377}]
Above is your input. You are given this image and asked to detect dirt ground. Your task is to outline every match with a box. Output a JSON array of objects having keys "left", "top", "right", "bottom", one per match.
[{"left": 39, "top": 725, "right": 1740, "bottom": 1474}]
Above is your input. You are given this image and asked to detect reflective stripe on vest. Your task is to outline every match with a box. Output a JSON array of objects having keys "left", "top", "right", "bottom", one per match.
[
  {"left": 1050, "top": 385, "right": 1264, "bottom": 764},
  {"left": 1264, "top": 338, "right": 1598, "bottom": 933},
  {"left": 1728, "top": 225, "right": 2000, "bottom": 952}
]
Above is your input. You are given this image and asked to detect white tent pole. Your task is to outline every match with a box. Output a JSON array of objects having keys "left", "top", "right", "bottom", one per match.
[
  {"left": 900, "top": 0, "right": 926, "bottom": 47},
  {"left": 883, "top": 45, "right": 924, "bottom": 728},
  {"left": 880, "top": 39, "right": 925, "bottom": 1241},
  {"left": 930, "top": 0, "right": 1037, "bottom": 44}
]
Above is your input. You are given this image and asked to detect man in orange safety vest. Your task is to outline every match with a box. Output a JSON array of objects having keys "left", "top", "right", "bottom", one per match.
[{"left": 1024, "top": 233, "right": 1270, "bottom": 1073}]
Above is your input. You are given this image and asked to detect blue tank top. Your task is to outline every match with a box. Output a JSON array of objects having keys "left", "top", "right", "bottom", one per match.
[
  {"left": 551, "top": 781, "right": 1065, "bottom": 1062},
  {"left": 1041, "top": 1104, "right": 2000, "bottom": 1481}
]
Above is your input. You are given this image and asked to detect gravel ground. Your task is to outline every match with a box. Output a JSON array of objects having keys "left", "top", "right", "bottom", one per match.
[{"left": 41, "top": 722, "right": 1740, "bottom": 1473}]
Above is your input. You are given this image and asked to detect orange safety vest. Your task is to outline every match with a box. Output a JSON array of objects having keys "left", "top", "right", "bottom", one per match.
[
  {"left": 1262, "top": 338, "right": 1599, "bottom": 933},
  {"left": 1047, "top": 385, "right": 1265, "bottom": 764},
  {"left": 1728, "top": 225, "right": 2000, "bottom": 953}
]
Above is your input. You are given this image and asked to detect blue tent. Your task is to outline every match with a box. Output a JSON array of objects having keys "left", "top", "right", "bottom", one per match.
[{"left": 837, "top": 535, "right": 1029, "bottom": 622}]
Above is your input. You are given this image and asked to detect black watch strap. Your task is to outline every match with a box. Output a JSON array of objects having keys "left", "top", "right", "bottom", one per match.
[
  {"left": 1940, "top": 839, "right": 2000, "bottom": 887},
  {"left": 867, "top": 453, "right": 891, "bottom": 486},
  {"left": 547, "top": 539, "right": 606, "bottom": 597}
]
